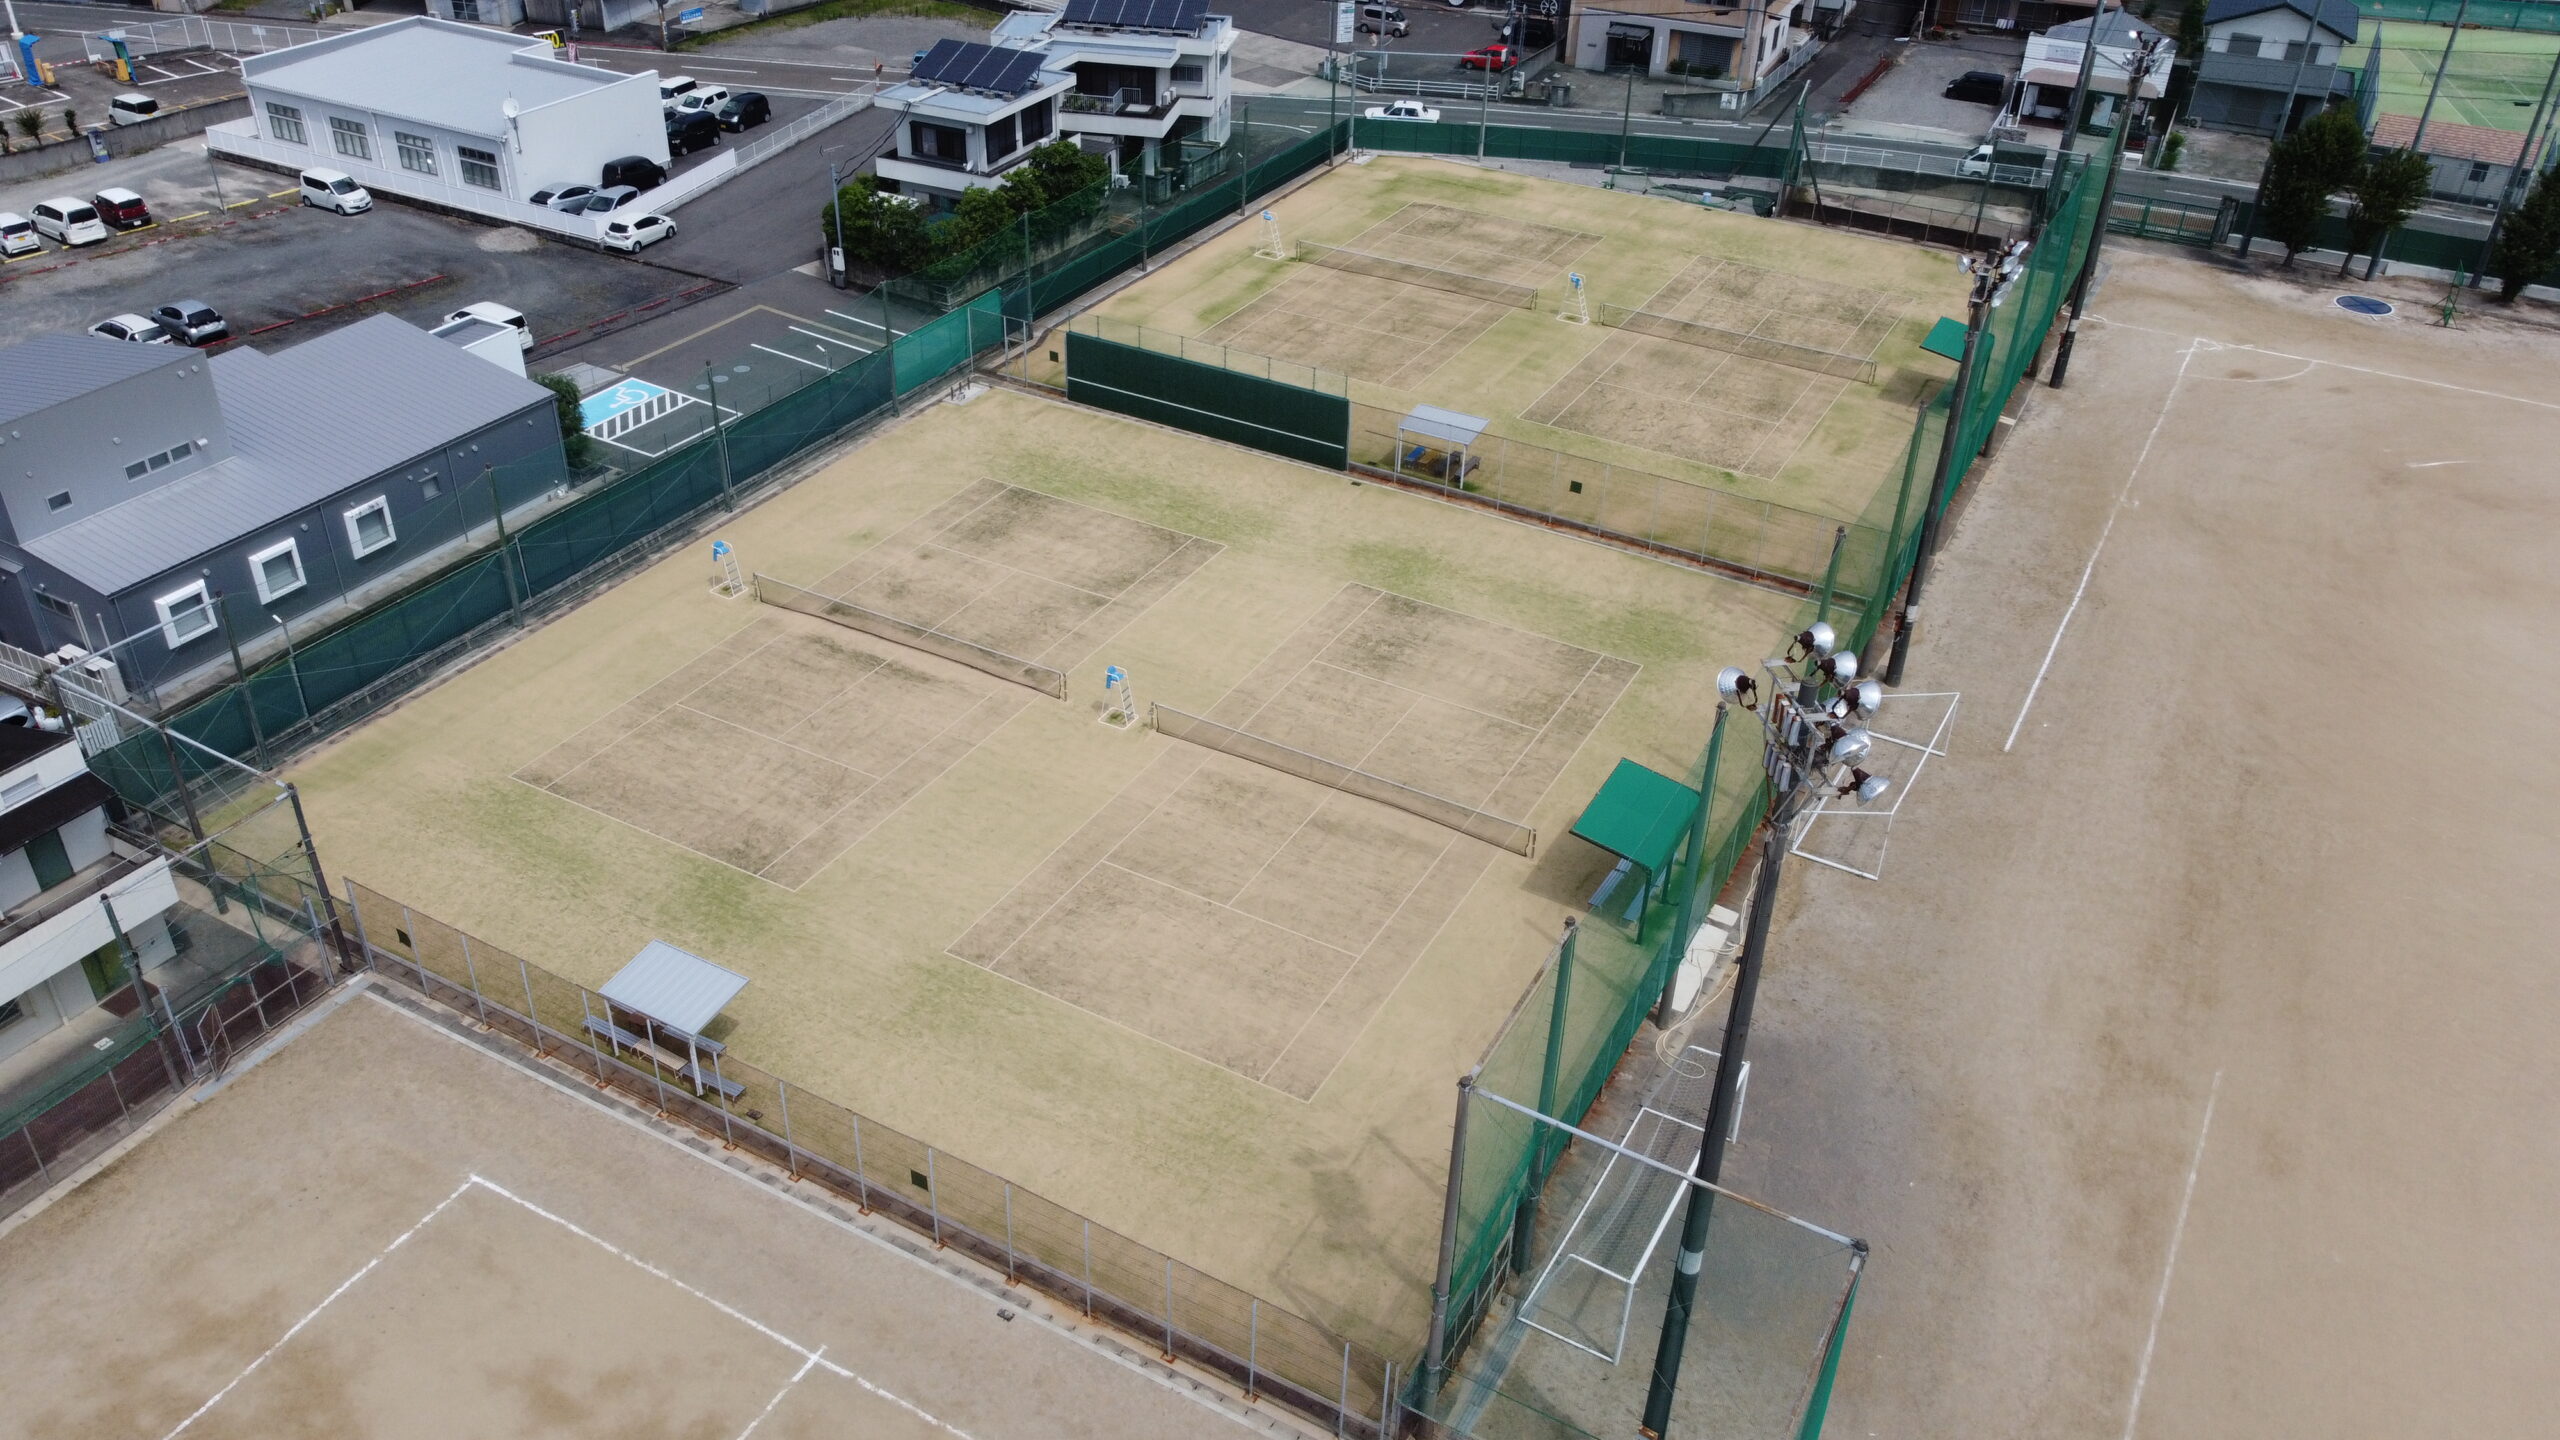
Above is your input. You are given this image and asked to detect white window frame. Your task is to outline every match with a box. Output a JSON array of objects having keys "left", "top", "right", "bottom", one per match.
[
  {"left": 250, "top": 538, "right": 307, "bottom": 603},
  {"left": 396, "top": 130, "right": 437, "bottom": 175},
  {"left": 154, "top": 580, "right": 218, "bottom": 648},
  {"left": 267, "top": 101, "right": 306, "bottom": 145},
  {"left": 344, "top": 497, "right": 397, "bottom": 557},
  {"left": 457, "top": 145, "right": 502, "bottom": 191},
  {"left": 330, "top": 115, "right": 372, "bottom": 162}
]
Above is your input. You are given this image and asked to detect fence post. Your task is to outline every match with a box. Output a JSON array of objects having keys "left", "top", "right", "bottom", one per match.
[
  {"left": 710, "top": 1053, "right": 737, "bottom": 1148},
  {"left": 517, "top": 959, "right": 542, "bottom": 1054},
  {"left": 578, "top": 990, "right": 610, "bottom": 1083},
  {"left": 1082, "top": 1217, "right": 1095, "bottom": 1315},
  {"left": 1246, "top": 1298, "right": 1261, "bottom": 1400},
  {"left": 1512, "top": 918, "right": 1577, "bottom": 1274},
  {"left": 213, "top": 595, "right": 268, "bottom": 769},
  {"left": 488, "top": 464, "right": 524, "bottom": 626},
  {"left": 1161, "top": 1257, "right": 1176, "bottom": 1360},
  {"left": 19, "top": 1128, "right": 46, "bottom": 1187},
  {"left": 778, "top": 1080, "right": 801, "bottom": 1178},
  {"left": 1422, "top": 1073, "right": 1474, "bottom": 1396},
  {"left": 851, "top": 1113, "right": 871, "bottom": 1210},
  {"left": 340, "top": 876, "right": 375, "bottom": 971},
  {"left": 925, "top": 1147, "right": 944, "bottom": 1246},
  {"left": 1003, "top": 1184, "right": 1017, "bottom": 1283},
  {"left": 1337, "top": 1340, "right": 1354, "bottom": 1439},
  {"left": 456, "top": 931, "right": 491, "bottom": 1028},
  {"left": 1382, "top": 1359, "right": 1398, "bottom": 1440}
]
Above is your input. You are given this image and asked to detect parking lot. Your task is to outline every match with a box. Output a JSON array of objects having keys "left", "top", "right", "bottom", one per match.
[{"left": 0, "top": 140, "right": 714, "bottom": 359}]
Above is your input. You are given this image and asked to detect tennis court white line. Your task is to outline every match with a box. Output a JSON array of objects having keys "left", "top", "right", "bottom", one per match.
[{"left": 754, "top": 341, "right": 831, "bottom": 370}]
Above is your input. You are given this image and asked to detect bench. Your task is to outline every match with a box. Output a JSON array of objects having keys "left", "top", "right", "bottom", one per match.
[{"left": 583, "top": 1015, "right": 743, "bottom": 1100}]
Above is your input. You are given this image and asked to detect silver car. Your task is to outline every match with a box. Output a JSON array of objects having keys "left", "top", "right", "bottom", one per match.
[{"left": 90, "top": 313, "right": 176, "bottom": 344}]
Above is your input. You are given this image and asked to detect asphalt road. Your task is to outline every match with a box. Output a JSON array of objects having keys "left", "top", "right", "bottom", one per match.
[{"left": 1217, "top": 0, "right": 1507, "bottom": 54}]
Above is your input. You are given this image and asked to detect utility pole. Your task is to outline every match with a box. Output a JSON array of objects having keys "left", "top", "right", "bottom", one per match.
[
  {"left": 1637, "top": 631, "right": 1890, "bottom": 1439},
  {"left": 2051, "top": 34, "right": 2166, "bottom": 388},
  {"left": 1886, "top": 242, "right": 2006, "bottom": 686}
]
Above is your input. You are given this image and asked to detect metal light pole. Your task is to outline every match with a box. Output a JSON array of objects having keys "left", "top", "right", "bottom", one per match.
[
  {"left": 1638, "top": 627, "right": 1890, "bottom": 1439},
  {"left": 2057, "top": 0, "right": 2110, "bottom": 156},
  {"left": 2050, "top": 33, "right": 2165, "bottom": 389},
  {"left": 1885, "top": 239, "right": 2016, "bottom": 686}
]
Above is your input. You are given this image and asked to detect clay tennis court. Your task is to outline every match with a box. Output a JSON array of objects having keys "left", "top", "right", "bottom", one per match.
[{"left": 0, "top": 988, "right": 1270, "bottom": 1440}]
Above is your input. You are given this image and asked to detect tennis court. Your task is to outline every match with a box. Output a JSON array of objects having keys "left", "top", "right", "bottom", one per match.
[
  {"left": 1082, "top": 156, "right": 1962, "bottom": 524},
  {"left": 286, "top": 386, "right": 1801, "bottom": 1348},
  {"left": 2369, "top": 21, "right": 2560, "bottom": 131}
]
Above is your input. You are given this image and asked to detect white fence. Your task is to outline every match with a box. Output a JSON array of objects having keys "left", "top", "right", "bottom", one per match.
[
  {"left": 1806, "top": 142, "right": 2051, "bottom": 188},
  {"left": 78, "top": 16, "right": 323, "bottom": 64}
]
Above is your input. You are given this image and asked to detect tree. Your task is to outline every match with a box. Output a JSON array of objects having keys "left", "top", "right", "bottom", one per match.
[
  {"left": 2293, "top": 103, "right": 2369, "bottom": 194},
  {"left": 534, "top": 373, "right": 596, "bottom": 469},
  {"left": 820, "top": 177, "right": 933, "bottom": 273},
  {"left": 2338, "top": 148, "right": 2432, "bottom": 277},
  {"left": 2490, "top": 164, "right": 2560, "bottom": 302},
  {"left": 2256, "top": 103, "right": 2366, "bottom": 267}
]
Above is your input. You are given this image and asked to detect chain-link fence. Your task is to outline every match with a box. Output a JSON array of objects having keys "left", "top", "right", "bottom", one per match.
[{"left": 343, "top": 880, "right": 1401, "bottom": 1440}]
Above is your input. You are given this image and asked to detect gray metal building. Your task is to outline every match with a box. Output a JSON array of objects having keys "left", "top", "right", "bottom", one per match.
[{"left": 0, "top": 316, "right": 567, "bottom": 699}]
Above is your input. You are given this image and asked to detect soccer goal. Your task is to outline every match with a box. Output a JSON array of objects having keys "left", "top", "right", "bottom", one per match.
[{"left": 1515, "top": 1044, "right": 1748, "bottom": 1364}]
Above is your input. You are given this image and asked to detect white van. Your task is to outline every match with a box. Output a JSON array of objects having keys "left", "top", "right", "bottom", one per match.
[
  {"left": 30, "top": 198, "right": 107, "bottom": 247},
  {"left": 1358, "top": 3, "right": 1409, "bottom": 35},
  {"left": 444, "top": 302, "right": 532, "bottom": 352},
  {"left": 659, "top": 75, "right": 699, "bottom": 113},
  {"left": 0, "top": 213, "right": 37, "bottom": 259},
  {"left": 299, "top": 168, "right": 374, "bottom": 215},
  {"left": 108, "top": 93, "right": 161, "bottom": 126},
  {"left": 674, "top": 84, "right": 731, "bottom": 117}
]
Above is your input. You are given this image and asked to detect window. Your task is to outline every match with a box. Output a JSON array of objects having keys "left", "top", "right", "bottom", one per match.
[
  {"left": 457, "top": 145, "right": 502, "bottom": 190},
  {"left": 250, "top": 539, "right": 306, "bottom": 603},
  {"left": 987, "top": 113, "right": 1018, "bottom": 158},
  {"left": 122, "top": 441, "right": 194, "bottom": 480},
  {"left": 0, "top": 997, "right": 22, "bottom": 1031},
  {"left": 910, "top": 121, "right": 968, "bottom": 162},
  {"left": 1021, "top": 101, "right": 1052, "bottom": 144},
  {"left": 396, "top": 131, "right": 438, "bottom": 175},
  {"left": 267, "top": 101, "right": 306, "bottom": 144},
  {"left": 330, "top": 115, "right": 372, "bottom": 162},
  {"left": 154, "top": 580, "right": 217, "bottom": 648},
  {"left": 1172, "top": 62, "right": 1204, "bottom": 84},
  {"left": 2470, "top": 159, "right": 2493, "bottom": 182},
  {"left": 451, "top": 0, "right": 483, "bottom": 19},
  {"left": 344, "top": 496, "right": 396, "bottom": 556},
  {"left": 46, "top": 490, "right": 71, "bottom": 512},
  {"left": 37, "top": 592, "right": 80, "bottom": 626},
  {"left": 420, "top": 476, "right": 442, "bottom": 500}
]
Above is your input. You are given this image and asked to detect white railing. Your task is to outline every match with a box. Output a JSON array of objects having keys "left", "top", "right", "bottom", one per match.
[
  {"left": 78, "top": 16, "right": 323, "bottom": 64},
  {"left": 634, "top": 91, "right": 871, "bottom": 217},
  {"left": 203, "top": 118, "right": 609, "bottom": 242}
]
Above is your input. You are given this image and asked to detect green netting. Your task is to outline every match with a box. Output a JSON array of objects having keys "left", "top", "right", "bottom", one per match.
[
  {"left": 893, "top": 290, "right": 1008, "bottom": 397},
  {"left": 1064, "top": 329, "right": 1351, "bottom": 468},
  {"left": 2356, "top": 0, "right": 2560, "bottom": 31}
]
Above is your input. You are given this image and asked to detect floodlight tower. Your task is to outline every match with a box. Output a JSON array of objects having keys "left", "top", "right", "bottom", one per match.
[{"left": 1638, "top": 623, "right": 1888, "bottom": 1439}]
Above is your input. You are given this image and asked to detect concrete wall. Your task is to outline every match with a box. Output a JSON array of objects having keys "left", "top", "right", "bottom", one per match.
[
  {"left": 514, "top": 69, "right": 669, "bottom": 192},
  {"left": 0, "top": 95, "right": 249, "bottom": 188},
  {"left": 0, "top": 361, "right": 231, "bottom": 547}
]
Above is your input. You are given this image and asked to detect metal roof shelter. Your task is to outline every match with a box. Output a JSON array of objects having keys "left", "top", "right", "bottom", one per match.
[
  {"left": 599, "top": 940, "right": 747, "bottom": 1096},
  {"left": 1921, "top": 316, "right": 1967, "bottom": 364},
  {"left": 1393, "top": 404, "right": 1491, "bottom": 487},
  {"left": 1570, "top": 759, "right": 1700, "bottom": 930}
]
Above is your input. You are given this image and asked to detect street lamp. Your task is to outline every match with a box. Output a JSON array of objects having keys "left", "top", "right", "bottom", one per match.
[{"left": 1638, "top": 624, "right": 1888, "bottom": 1439}]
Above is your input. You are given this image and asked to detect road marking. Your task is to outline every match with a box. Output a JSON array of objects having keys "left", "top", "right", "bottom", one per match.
[
  {"left": 2122, "top": 1070, "right": 2221, "bottom": 1440},
  {"left": 2004, "top": 338, "right": 2198, "bottom": 753},
  {"left": 752, "top": 341, "right": 829, "bottom": 370},
  {"left": 789, "top": 324, "right": 871, "bottom": 352}
]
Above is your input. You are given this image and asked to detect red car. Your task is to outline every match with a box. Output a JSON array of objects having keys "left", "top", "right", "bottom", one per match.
[{"left": 1459, "top": 44, "right": 1523, "bottom": 71}]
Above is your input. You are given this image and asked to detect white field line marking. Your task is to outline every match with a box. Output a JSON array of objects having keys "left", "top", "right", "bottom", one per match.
[
  {"left": 752, "top": 341, "right": 829, "bottom": 370},
  {"left": 160, "top": 1178, "right": 482, "bottom": 1440},
  {"left": 2122, "top": 1069, "right": 2222, "bottom": 1440},
  {"left": 2003, "top": 339, "right": 2201, "bottom": 753},
  {"left": 2406, "top": 459, "right": 2470, "bottom": 469},
  {"left": 734, "top": 1349, "right": 825, "bottom": 1440}
]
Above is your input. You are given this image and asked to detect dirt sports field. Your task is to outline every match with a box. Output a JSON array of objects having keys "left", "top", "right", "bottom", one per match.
[
  {"left": 1717, "top": 251, "right": 2560, "bottom": 1435},
  {"left": 1071, "top": 155, "right": 1964, "bottom": 525},
  {"left": 0, "top": 988, "right": 1287, "bottom": 1440},
  {"left": 284, "top": 382, "right": 1801, "bottom": 1348}
]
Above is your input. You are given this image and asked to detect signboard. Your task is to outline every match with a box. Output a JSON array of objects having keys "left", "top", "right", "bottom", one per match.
[
  {"left": 1333, "top": 0, "right": 1354, "bottom": 44},
  {"left": 678, "top": 6, "right": 705, "bottom": 21}
]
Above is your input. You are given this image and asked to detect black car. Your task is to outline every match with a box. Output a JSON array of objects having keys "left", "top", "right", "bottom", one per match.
[
  {"left": 600, "top": 154, "right": 667, "bottom": 190},
  {"left": 666, "top": 111, "right": 722, "bottom": 157},
  {"left": 714, "top": 91, "right": 771, "bottom": 131},
  {"left": 1943, "top": 69, "right": 2011, "bottom": 105}
]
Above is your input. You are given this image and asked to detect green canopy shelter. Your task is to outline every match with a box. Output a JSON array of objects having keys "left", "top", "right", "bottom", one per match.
[{"left": 1571, "top": 758, "right": 1701, "bottom": 931}]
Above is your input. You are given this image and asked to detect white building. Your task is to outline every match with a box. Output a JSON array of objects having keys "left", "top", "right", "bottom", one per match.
[
  {"left": 0, "top": 723, "right": 180, "bottom": 1079},
  {"left": 1568, "top": 0, "right": 1826, "bottom": 103},
  {"left": 2018, "top": 8, "right": 2169, "bottom": 134},
  {"left": 874, "top": 40, "right": 1078, "bottom": 206},
  {"left": 224, "top": 17, "right": 665, "bottom": 212}
]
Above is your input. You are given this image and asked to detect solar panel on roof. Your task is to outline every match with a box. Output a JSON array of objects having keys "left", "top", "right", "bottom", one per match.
[
  {"left": 912, "top": 38, "right": 1045, "bottom": 95},
  {"left": 1060, "top": 0, "right": 1204, "bottom": 29}
]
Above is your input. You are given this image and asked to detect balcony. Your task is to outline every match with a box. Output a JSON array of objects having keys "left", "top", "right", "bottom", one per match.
[
  {"left": 0, "top": 844, "right": 152, "bottom": 953},
  {"left": 2198, "top": 48, "right": 2343, "bottom": 93},
  {"left": 1064, "top": 86, "right": 1162, "bottom": 118}
]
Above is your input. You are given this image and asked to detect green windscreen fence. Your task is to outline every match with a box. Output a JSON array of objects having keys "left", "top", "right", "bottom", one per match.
[
  {"left": 2356, "top": 0, "right": 2560, "bottom": 29},
  {"left": 1065, "top": 329, "right": 1351, "bottom": 469}
]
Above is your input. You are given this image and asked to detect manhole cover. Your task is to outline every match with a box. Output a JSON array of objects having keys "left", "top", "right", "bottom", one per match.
[{"left": 2335, "top": 294, "right": 2395, "bottom": 316}]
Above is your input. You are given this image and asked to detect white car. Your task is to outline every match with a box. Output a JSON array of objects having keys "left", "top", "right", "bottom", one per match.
[
  {"left": 1957, "top": 143, "right": 1994, "bottom": 178},
  {"left": 0, "top": 212, "right": 37, "bottom": 259},
  {"left": 659, "top": 76, "right": 699, "bottom": 113},
  {"left": 30, "top": 197, "right": 107, "bottom": 247},
  {"left": 445, "top": 302, "right": 532, "bottom": 351},
  {"left": 601, "top": 213, "right": 676, "bottom": 253},
  {"left": 90, "top": 313, "right": 177, "bottom": 344},
  {"left": 674, "top": 84, "right": 732, "bottom": 117},
  {"left": 1363, "top": 101, "right": 1441, "bottom": 122}
]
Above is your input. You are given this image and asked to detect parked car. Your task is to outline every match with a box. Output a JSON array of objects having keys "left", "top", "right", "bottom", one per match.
[
  {"left": 93, "top": 187, "right": 151, "bottom": 230},
  {"left": 1364, "top": 100, "right": 1441, "bottom": 122},
  {"left": 529, "top": 183, "right": 598, "bottom": 210},
  {"left": 1958, "top": 143, "right": 1995, "bottom": 178},
  {"left": 444, "top": 301, "right": 532, "bottom": 351},
  {"left": 89, "top": 313, "right": 175, "bottom": 344},
  {"left": 1944, "top": 70, "right": 2010, "bottom": 105},
  {"left": 1357, "top": 3, "right": 1408, "bottom": 35},
  {"left": 30, "top": 198, "right": 108, "bottom": 247},
  {"left": 600, "top": 154, "right": 666, "bottom": 191},
  {"left": 666, "top": 110, "right": 722, "bottom": 157},
  {"left": 601, "top": 213, "right": 676, "bottom": 254},
  {"left": 298, "top": 167, "right": 373, "bottom": 215},
  {"left": 0, "top": 213, "right": 38, "bottom": 259},
  {"left": 576, "top": 186, "right": 643, "bottom": 214},
  {"left": 1458, "top": 44, "right": 1522, "bottom": 71},
  {"left": 107, "top": 92, "right": 160, "bottom": 126},
  {"left": 659, "top": 76, "right": 699, "bottom": 113},
  {"left": 714, "top": 91, "right": 771, "bottom": 131},
  {"left": 674, "top": 84, "right": 731, "bottom": 118},
  {"left": 150, "top": 300, "right": 228, "bottom": 345}
]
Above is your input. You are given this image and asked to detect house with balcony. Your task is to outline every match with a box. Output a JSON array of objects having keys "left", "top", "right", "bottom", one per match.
[
  {"left": 873, "top": 40, "right": 1077, "bottom": 207},
  {"left": 992, "top": 0, "right": 1237, "bottom": 180},
  {"left": 2187, "top": 0, "right": 2359, "bottom": 136},
  {"left": 2018, "top": 8, "right": 2169, "bottom": 135},
  {"left": 1568, "top": 0, "right": 1824, "bottom": 104},
  {"left": 0, "top": 722, "right": 179, "bottom": 1091}
]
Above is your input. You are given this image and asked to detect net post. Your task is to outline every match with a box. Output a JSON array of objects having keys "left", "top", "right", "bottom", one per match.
[
  {"left": 1082, "top": 1218, "right": 1095, "bottom": 1316},
  {"left": 340, "top": 876, "right": 375, "bottom": 972},
  {"left": 1337, "top": 1339, "right": 1354, "bottom": 1438}
]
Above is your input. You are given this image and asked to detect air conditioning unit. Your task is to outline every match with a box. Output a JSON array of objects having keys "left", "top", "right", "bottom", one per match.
[{"left": 49, "top": 646, "right": 130, "bottom": 705}]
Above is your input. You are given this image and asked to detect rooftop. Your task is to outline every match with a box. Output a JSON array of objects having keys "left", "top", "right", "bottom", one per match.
[
  {"left": 2202, "top": 0, "right": 2360, "bottom": 40},
  {"left": 241, "top": 16, "right": 637, "bottom": 136},
  {"left": 2373, "top": 113, "right": 2543, "bottom": 167},
  {"left": 23, "top": 314, "right": 554, "bottom": 594},
  {"left": 0, "top": 724, "right": 71, "bottom": 774},
  {"left": 0, "top": 336, "right": 189, "bottom": 430},
  {"left": 2042, "top": 9, "right": 2168, "bottom": 44}
]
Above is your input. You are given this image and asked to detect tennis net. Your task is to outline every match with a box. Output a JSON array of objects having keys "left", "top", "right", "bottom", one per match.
[
  {"left": 1598, "top": 303, "right": 1880, "bottom": 385},
  {"left": 753, "top": 573, "right": 1069, "bottom": 699},
  {"left": 1296, "top": 242, "right": 1539, "bottom": 310},
  {"left": 1151, "top": 703, "right": 1536, "bottom": 856}
]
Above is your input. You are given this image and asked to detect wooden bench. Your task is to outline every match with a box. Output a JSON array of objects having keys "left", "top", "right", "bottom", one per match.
[{"left": 583, "top": 1015, "right": 743, "bottom": 1101}]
